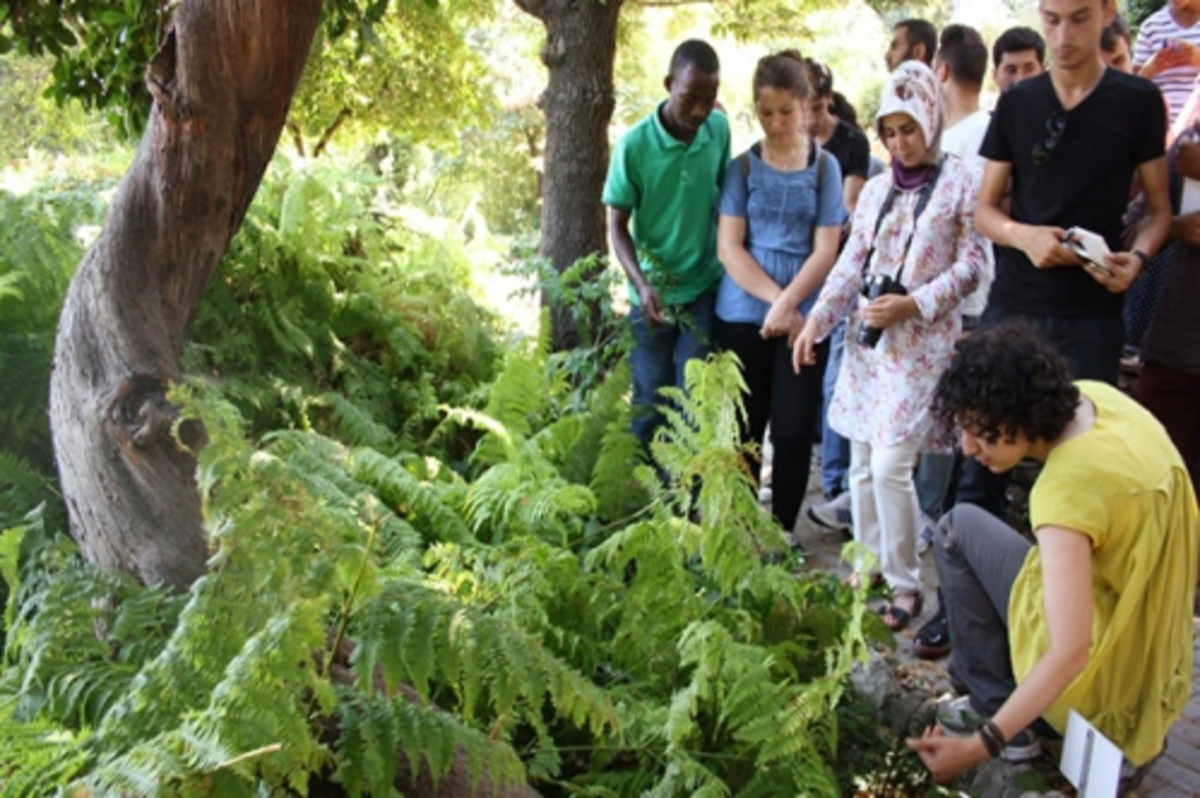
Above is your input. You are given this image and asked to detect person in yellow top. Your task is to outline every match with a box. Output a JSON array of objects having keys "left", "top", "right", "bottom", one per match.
[{"left": 908, "top": 320, "right": 1197, "bottom": 787}]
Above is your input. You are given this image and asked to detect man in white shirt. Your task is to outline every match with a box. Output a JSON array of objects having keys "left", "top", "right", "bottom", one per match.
[
  {"left": 937, "top": 25, "right": 990, "bottom": 168},
  {"left": 935, "top": 23, "right": 992, "bottom": 320}
]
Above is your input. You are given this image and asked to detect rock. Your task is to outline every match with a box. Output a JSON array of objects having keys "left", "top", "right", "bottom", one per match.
[
  {"left": 968, "top": 759, "right": 1032, "bottom": 797},
  {"left": 849, "top": 650, "right": 902, "bottom": 714}
]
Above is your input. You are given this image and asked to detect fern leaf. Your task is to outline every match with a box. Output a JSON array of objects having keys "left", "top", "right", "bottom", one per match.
[
  {"left": 352, "top": 447, "right": 472, "bottom": 545},
  {"left": 0, "top": 451, "right": 50, "bottom": 530},
  {"left": 320, "top": 391, "right": 399, "bottom": 452}
]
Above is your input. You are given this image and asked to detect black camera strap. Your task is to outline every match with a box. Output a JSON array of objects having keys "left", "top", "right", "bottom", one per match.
[{"left": 860, "top": 156, "right": 945, "bottom": 285}]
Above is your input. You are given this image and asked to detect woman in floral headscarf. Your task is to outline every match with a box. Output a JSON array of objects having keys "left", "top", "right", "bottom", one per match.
[{"left": 792, "top": 61, "right": 988, "bottom": 631}]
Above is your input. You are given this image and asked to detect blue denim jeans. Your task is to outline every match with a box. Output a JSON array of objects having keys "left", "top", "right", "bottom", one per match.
[
  {"left": 629, "top": 291, "right": 716, "bottom": 447},
  {"left": 821, "top": 321, "right": 851, "bottom": 496}
]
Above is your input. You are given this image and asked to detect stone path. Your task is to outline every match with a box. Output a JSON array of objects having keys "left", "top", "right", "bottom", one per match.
[{"left": 787, "top": 484, "right": 1200, "bottom": 797}]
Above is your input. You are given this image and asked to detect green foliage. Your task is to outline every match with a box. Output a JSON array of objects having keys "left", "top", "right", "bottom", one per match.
[
  {"left": 1128, "top": 0, "right": 1167, "bottom": 29},
  {"left": 0, "top": 0, "right": 487, "bottom": 140},
  {"left": 0, "top": 379, "right": 620, "bottom": 795},
  {"left": 0, "top": 173, "right": 108, "bottom": 649},
  {"left": 183, "top": 156, "right": 500, "bottom": 459},
  {"left": 431, "top": 350, "right": 878, "bottom": 795},
  {"left": 471, "top": 102, "right": 543, "bottom": 237},
  {"left": 0, "top": 709, "right": 91, "bottom": 798},
  {"left": 504, "top": 254, "right": 633, "bottom": 416},
  {"left": 0, "top": 0, "right": 167, "bottom": 136},
  {"left": 1, "top": 329, "right": 876, "bottom": 794},
  {"left": 0, "top": 52, "right": 107, "bottom": 159},
  {"left": 291, "top": 0, "right": 495, "bottom": 156},
  {"left": 0, "top": 176, "right": 108, "bottom": 474},
  {"left": 0, "top": 175, "right": 110, "bottom": 543}
]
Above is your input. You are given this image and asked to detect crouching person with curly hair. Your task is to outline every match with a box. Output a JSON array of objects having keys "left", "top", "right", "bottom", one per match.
[{"left": 908, "top": 320, "right": 1197, "bottom": 787}]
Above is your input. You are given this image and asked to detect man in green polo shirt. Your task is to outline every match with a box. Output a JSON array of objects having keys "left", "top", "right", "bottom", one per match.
[{"left": 604, "top": 39, "right": 731, "bottom": 448}]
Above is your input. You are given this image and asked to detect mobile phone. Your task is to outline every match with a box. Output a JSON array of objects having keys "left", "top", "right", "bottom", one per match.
[{"left": 1062, "top": 227, "right": 1113, "bottom": 276}]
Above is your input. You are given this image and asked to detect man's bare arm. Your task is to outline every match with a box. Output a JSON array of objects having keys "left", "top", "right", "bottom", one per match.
[
  {"left": 976, "top": 159, "right": 1080, "bottom": 269},
  {"left": 609, "top": 206, "right": 664, "bottom": 324}
]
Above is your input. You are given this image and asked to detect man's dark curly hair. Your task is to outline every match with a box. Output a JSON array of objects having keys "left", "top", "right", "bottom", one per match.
[{"left": 933, "top": 321, "right": 1079, "bottom": 443}]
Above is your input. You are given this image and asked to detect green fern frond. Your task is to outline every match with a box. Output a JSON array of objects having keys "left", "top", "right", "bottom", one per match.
[
  {"left": 0, "top": 451, "right": 51, "bottom": 530},
  {"left": 350, "top": 579, "right": 617, "bottom": 736},
  {"left": 352, "top": 447, "right": 473, "bottom": 545},
  {"left": 0, "top": 709, "right": 92, "bottom": 798},
  {"left": 436, "top": 406, "right": 515, "bottom": 462},
  {"left": 278, "top": 168, "right": 331, "bottom": 247},
  {"left": 644, "top": 753, "right": 729, "bottom": 798},
  {"left": 464, "top": 456, "right": 596, "bottom": 545},
  {"left": 649, "top": 352, "right": 789, "bottom": 596},
  {"left": 4, "top": 539, "right": 163, "bottom": 728},
  {"left": 320, "top": 391, "right": 399, "bottom": 452},
  {"left": 473, "top": 320, "right": 559, "bottom": 467},
  {"left": 558, "top": 360, "right": 634, "bottom": 481},
  {"left": 589, "top": 423, "right": 648, "bottom": 523},
  {"left": 0, "top": 271, "right": 23, "bottom": 300}
]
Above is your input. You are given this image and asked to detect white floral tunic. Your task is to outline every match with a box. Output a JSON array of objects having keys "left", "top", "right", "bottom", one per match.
[{"left": 807, "top": 156, "right": 987, "bottom": 451}]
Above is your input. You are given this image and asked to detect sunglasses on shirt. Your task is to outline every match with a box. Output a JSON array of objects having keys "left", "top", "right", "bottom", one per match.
[{"left": 1032, "top": 111, "right": 1067, "bottom": 166}]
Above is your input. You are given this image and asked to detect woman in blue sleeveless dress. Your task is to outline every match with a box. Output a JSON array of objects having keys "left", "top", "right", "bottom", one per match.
[{"left": 715, "top": 50, "right": 844, "bottom": 532}]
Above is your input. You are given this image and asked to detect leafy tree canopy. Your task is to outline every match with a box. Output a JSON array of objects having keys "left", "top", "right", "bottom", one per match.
[
  {"left": 1, "top": 0, "right": 173, "bottom": 135},
  {"left": 0, "top": 0, "right": 489, "bottom": 145},
  {"left": 290, "top": 0, "right": 496, "bottom": 156}
]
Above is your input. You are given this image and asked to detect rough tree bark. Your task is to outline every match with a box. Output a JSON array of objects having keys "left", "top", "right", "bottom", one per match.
[
  {"left": 49, "top": 0, "right": 324, "bottom": 589},
  {"left": 513, "top": 0, "right": 624, "bottom": 352}
]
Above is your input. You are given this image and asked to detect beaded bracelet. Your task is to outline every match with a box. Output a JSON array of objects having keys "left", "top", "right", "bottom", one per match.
[{"left": 978, "top": 720, "right": 1007, "bottom": 759}]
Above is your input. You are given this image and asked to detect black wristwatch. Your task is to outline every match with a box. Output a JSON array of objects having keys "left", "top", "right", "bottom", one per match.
[{"left": 1132, "top": 249, "right": 1150, "bottom": 270}]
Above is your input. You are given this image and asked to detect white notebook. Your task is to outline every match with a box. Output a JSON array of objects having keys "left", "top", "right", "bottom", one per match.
[{"left": 1181, "top": 176, "right": 1200, "bottom": 215}]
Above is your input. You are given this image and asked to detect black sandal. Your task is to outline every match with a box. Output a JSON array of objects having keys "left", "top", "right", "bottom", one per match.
[{"left": 880, "top": 591, "right": 923, "bottom": 632}]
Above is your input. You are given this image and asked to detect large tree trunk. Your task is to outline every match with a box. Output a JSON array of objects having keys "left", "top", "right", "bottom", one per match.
[
  {"left": 48, "top": 0, "right": 323, "bottom": 589},
  {"left": 514, "top": 0, "right": 623, "bottom": 352},
  {"left": 43, "top": 5, "right": 551, "bottom": 791}
]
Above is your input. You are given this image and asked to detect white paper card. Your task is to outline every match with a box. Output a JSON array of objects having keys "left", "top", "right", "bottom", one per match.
[
  {"left": 1181, "top": 177, "right": 1200, "bottom": 216},
  {"left": 1060, "top": 709, "right": 1123, "bottom": 798}
]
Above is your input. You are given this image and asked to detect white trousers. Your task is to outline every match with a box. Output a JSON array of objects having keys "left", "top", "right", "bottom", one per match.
[{"left": 849, "top": 438, "right": 922, "bottom": 594}]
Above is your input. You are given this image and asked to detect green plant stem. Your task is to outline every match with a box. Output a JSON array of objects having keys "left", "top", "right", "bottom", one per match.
[{"left": 320, "top": 509, "right": 380, "bottom": 680}]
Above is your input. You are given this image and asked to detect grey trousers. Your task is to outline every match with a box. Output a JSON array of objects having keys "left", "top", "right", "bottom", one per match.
[{"left": 934, "top": 503, "right": 1033, "bottom": 717}]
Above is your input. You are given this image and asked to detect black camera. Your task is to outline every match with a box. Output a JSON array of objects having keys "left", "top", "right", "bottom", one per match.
[{"left": 857, "top": 273, "right": 907, "bottom": 348}]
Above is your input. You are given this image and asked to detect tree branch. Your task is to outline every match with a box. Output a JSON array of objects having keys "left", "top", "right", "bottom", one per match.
[
  {"left": 287, "top": 121, "right": 306, "bottom": 157},
  {"left": 313, "top": 107, "right": 353, "bottom": 159}
]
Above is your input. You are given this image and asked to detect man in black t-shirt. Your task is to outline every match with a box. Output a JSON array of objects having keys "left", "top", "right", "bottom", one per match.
[
  {"left": 820, "top": 121, "right": 870, "bottom": 205},
  {"left": 805, "top": 60, "right": 871, "bottom": 221},
  {"left": 975, "top": 0, "right": 1170, "bottom": 387}
]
